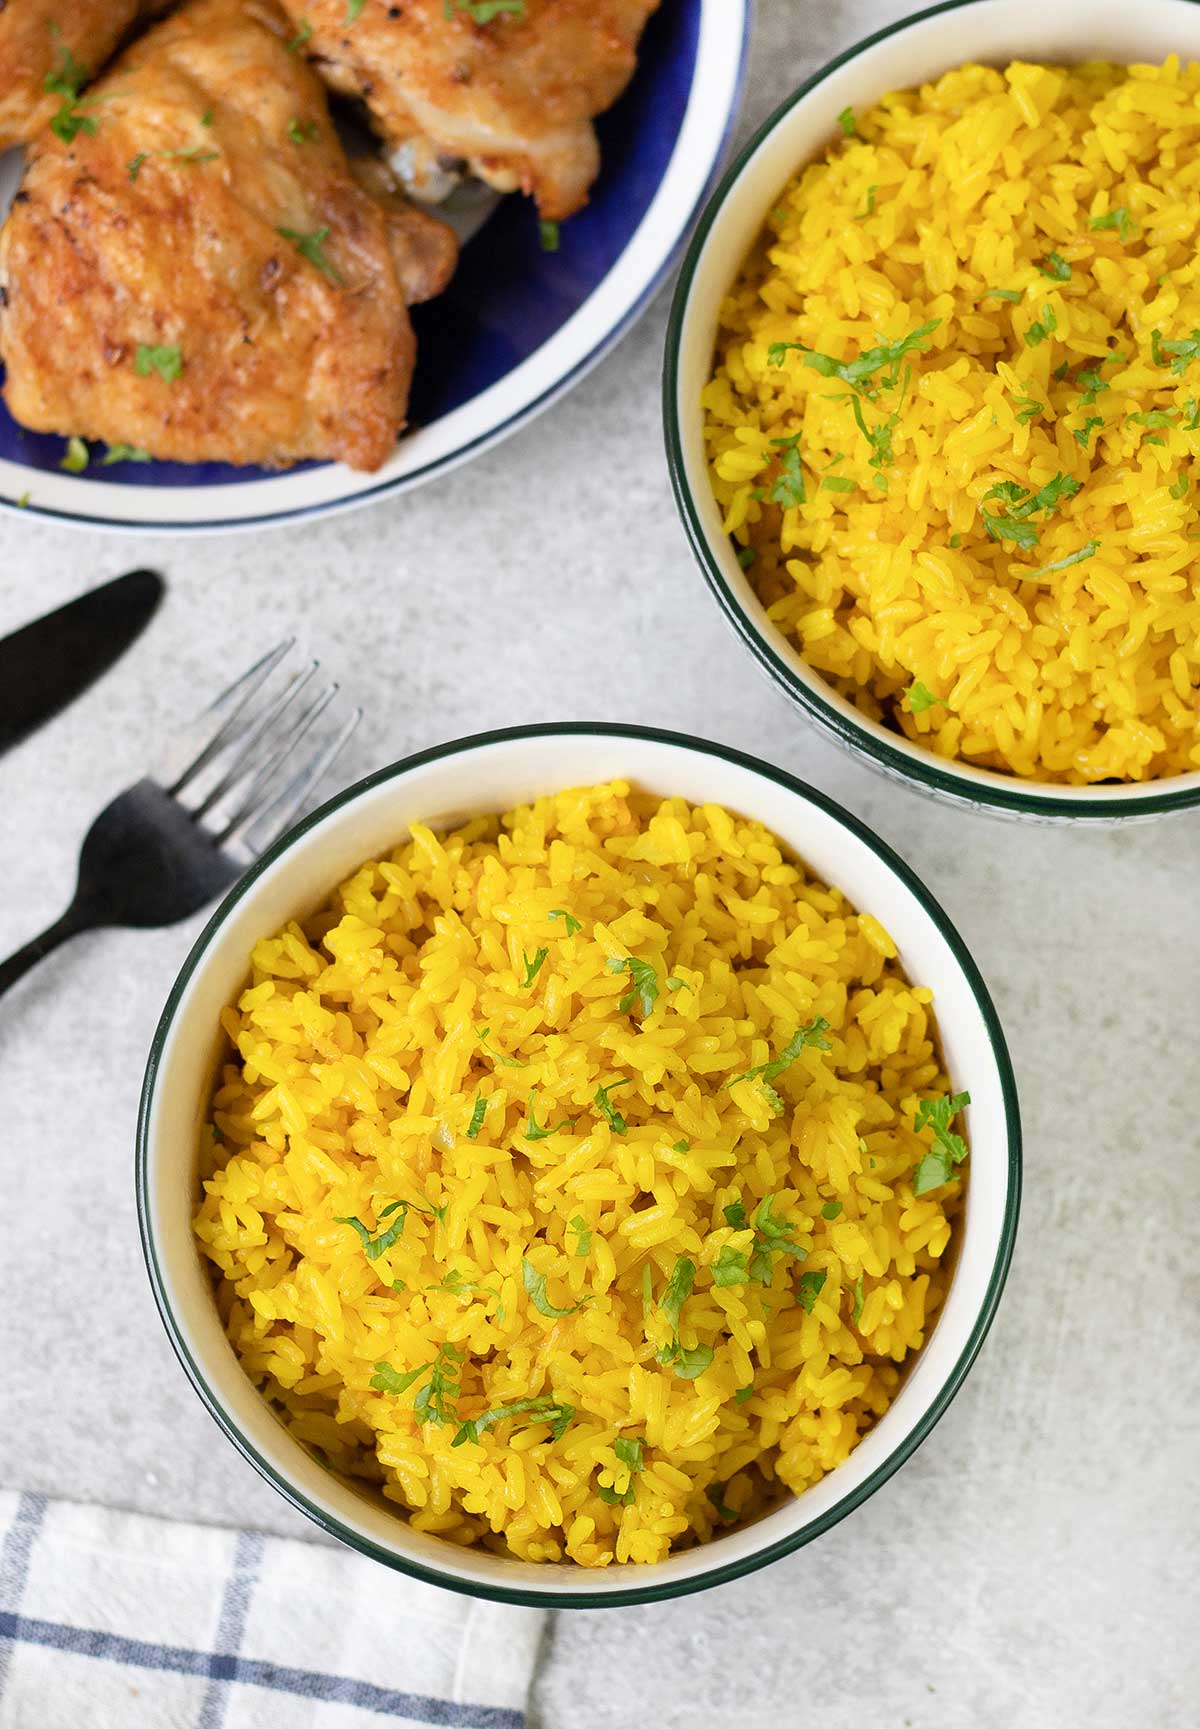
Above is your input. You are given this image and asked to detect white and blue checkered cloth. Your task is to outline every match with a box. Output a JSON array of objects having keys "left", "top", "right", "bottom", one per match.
[{"left": 0, "top": 1493, "right": 545, "bottom": 1728}]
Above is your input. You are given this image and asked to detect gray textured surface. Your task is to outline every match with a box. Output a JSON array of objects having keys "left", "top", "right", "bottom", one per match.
[{"left": 0, "top": 2, "right": 1197, "bottom": 1724}]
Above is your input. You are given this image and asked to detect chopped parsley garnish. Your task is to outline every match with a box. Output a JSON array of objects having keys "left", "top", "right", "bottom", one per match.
[
  {"left": 736, "top": 545, "right": 757, "bottom": 568},
  {"left": 607, "top": 955, "right": 659, "bottom": 1017},
  {"left": 1090, "top": 207, "right": 1135, "bottom": 242},
  {"left": 277, "top": 224, "right": 342, "bottom": 284},
  {"left": 569, "top": 1215, "right": 591, "bottom": 1258},
  {"left": 44, "top": 36, "right": 97, "bottom": 144},
  {"left": 477, "top": 1025, "right": 525, "bottom": 1066},
  {"left": 128, "top": 152, "right": 148, "bottom": 181},
  {"left": 837, "top": 106, "right": 856, "bottom": 136},
  {"left": 1131, "top": 409, "right": 1179, "bottom": 429},
  {"left": 981, "top": 287, "right": 1022, "bottom": 302},
  {"left": 287, "top": 19, "right": 313, "bottom": 50},
  {"left": 722, "top": 1198, "right": 748, "bottom": 1230},
  {"left": 1014, "top": 397, "right": 1043, "bottom": 426},
  {"left": 413, "top": 1343, "right": 464, "bottom": 1426},
  {"left": 666, "top": 976, "right": 687, "bottom": 992},
  {"left": 1027, "top": 541, "right": 1099, "bottom": 579},
  {"left": 134, "top": 343, "right": 183, "bottom": 383},
  {"left": 1038, "top": 252, "right": 1072, "bottom": 281},
  {"left": 335, "top": 1199, "right": 409, "bottom": 1261},
  {"left": 734, "top": 1383, "right": 755, "bottom": 1404},
  {"left": 912, "top": 1090, "right": 971, "bottom": 1195},
  {"left": 539, "top": 220, "right": 560, "bottom": 252},
  {"left": 370, "top": 1360, "right": 433, "bottom": 1395},
  {"left": 598, "top": 1481, "right": 635, "bottom": 1507},
  {"left": 1072, "top": 416, "right": 1103, "bottom": 450},
  {"left": 101, "top": 443, "right": 151, "bottom": 465},
  {"left": 466, "top": 1095, "right": 487, "bottom": 1139},
  {"left": 614, "top": 1436, "right": 644, "bottom": 1475},
  {"left": 163, "top": 147, "right": 219, "bottom": 164},
  {"left": 706, "top": 1483, "right": 738, "bottom": 1525},
  {"left": 452, "top": 1396, "right": 573, "bottom": 1448},
  {"left": 855, "top": 185, "right": 878, "bottom": 221},
  {"left": 444, "top": 0, "right": 527, "bottom": 20},
  {"left": 659, "top": 1256, "right": 695, "bottom": 1331},
  {"left": 795, "top": 320, "right": 940, "bottom": 395},
  {"left": 1151, "top": 327, "right": 1200, "bottom": 375},
  {"left": 981, "top": 472, "right": 1080, "bottom": 549},
  {"left": 821, "top": 1201, "right": 843, "bottom": 1220},
  {"left": 201, "top": 108, "right": 214, "bottom": 126},
  {"left": 287, "top": 118, "right": 317, "bottom": 144},
  {"left": 548, "top": 908, "right": 581, "bottom": 936},
  {"left": 711, "top": 1244, "right": 750, "bottom": 1286},
  {"left": 657, "top": 1341, "right": 714, "bottom": 1380},
  {"left": 796, "top": 1269, "right": 828, "bottom": 1314},
  {"left": 521, "top": 946, "right": 548, "bottom": 988},
  {"left": 522, "top": 1256, "right": 587, "bottom": 1318},
  {"left": 768, "top": 430, "right": 806, "bottom": 507},
  {"left": 523, "top": 1089, "right": 576, "bottom": 1141},
  {"left": 346, "top": 0, "right": 366, "bottom": 18},
  {"left": 747, "top": 1195, "right": 808, "bottom": 1286},
  {"left": 726, "top": 1017, "right": 831, "bottom": 1114},
  {"left": 1170, "top": 475, "right": 1190, "bottom": 500},
  {"left": 1023, "top": 304, "right": 1058, "bottom": 348},
  {"left": 907, "top": 681, "right": 943, "bottom": 716},
  {"left": 594, "top": 1079, "right": 630, "bottom": 1134},
  {"left": 850, "top": 1276, "right": 865, "bottom": 1327},
  {"left": 60, "top": 437, "right": 88, "bottom": 473},
  {"left": 673, "top": 1139, "right": 690, "bottom": 1153},
  {"left": 823, "top": 475, "right": 856, "bottom": 492}
]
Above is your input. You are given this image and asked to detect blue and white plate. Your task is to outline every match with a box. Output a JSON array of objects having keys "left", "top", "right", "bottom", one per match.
[{"left": 0, "top": 0, "right": 748, "bottom": 533}]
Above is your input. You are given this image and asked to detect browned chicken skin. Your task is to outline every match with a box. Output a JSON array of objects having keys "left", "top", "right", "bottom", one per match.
[
  {"left": 0, "top": 0, "right": 148, "bottom": 151},
  {"left": 278, "top": 0, "right": 661, "bottom": 221},
  {"left": 0, "top": 0, "right": 458, "bottom": 471}
]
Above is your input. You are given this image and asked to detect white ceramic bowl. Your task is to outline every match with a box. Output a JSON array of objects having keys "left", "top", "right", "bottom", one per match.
[
  {"left": 137, "top": 724, "right": 1020, "bottom": 1606},
  {"left": 664, "top": 0, "right": 1200, "bottom": 822}
]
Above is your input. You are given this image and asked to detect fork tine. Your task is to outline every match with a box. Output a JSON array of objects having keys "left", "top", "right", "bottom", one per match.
[
  {"left": 165, "top": 638, "right": 295, "bottom": 797},
  {"left": 207, "top": 682, "right": 339, "bottom": 843},
  {"left": 222, "top": 705, "right": 362, "bottom": 858},
  {"left": 188, "top": 661, "right": 319, "bottom": 820}
]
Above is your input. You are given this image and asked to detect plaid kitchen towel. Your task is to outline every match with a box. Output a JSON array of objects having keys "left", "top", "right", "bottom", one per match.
[{"left": 0, "top": 1492, "right": 545, "bottom": 1729}]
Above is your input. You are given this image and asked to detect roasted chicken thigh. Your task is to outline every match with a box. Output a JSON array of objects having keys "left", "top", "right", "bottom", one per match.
[{"left": 0, "top": 0, "right": 148, "bottom": 151}]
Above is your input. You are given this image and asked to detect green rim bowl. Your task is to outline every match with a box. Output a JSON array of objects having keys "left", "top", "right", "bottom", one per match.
[
  {"left": 664, "top": 0, "right": 1200, "bottom": 822},
  {"left": 137, "top": 723, "right": 1020, "bottom": 1607}
]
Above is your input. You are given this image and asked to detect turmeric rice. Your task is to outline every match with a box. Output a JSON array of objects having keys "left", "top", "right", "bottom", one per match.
[
  {"left": 703, "top": 58, "right": 1200, "bottom": 783},
  {"left": 194, "top": 783, "right": 966, "bottom": 1566}
]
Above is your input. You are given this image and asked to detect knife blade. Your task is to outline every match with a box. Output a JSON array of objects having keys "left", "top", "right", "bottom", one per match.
[{"left": 0, "top": 568, "right": 164, "bottom": 756}]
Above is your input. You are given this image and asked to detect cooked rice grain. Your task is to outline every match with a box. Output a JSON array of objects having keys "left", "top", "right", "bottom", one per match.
[
  {"left": 194, "top": 784, "right": 964, "bottom": 1566},
  {"left": 704, "top": 59, "right": 1200, "bottom": 783}
]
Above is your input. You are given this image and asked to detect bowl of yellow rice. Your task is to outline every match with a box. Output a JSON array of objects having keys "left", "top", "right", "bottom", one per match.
[
  {"left": 137, "top": 724, "right": 1019, "bottom": 1605},
  {"left": 665, "top": 0, "right": 1200, "bottom": 818}
]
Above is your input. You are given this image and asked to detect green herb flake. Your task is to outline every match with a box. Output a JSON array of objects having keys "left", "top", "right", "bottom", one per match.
[
  {"left": 59, "top": 436, "right": 88, "bottom": 474},
  {"left": 134, "top": 343, "right": 183, "bottom": 383},
  {"left": 820, "top": 1201, "right": 844, "bottom": 1220},
  {"left": 594, "top": 1079, "right": 630, "bottom": 1135},
  {"left": 1131, "top": 409, "right": 1180, "bottom": 429},
  {"left": 370, "top": 1359, "right": 433, "bottom": 1396},
  {"left": 607, "top": 954, "right": 660, "bottom": 1018},
  {"left": 722, "top": 1197, "right": 748, "bottom": 1230},
  {"left": 1023, "top": 304, "right": 1058, "bottom": 348},
  {"left": 162, "top": 147, "right": 219, "bottom": 165},
  {"left": 851, "top": 1276, "right": 865, "bottom": 1327},
  {"left": 597, "top": 1481, "right": 635, "bottom": 1507},
  {"left": 907, "top": 681, "right": 943, "bottom": 716},
  {"left": 1014, "top": 396, "right": 1043, "bottom": 426},
  {"left": 981, "top": 287, "right": 1023, "bottom": 302},
  {"left": 1038, "top": 252, "right": 1072, "bottom": 281},
  {"left": 548, "top": 908, "right": 581, "bottom": 936},
  {"left": 452, "top": 1395, "right": 570, "bottom": 1448},
  {"left": 466, "top": 1095, "right": 487, "bottom": 1140},
  {"left": 854, "top": 185, "right": 878, "bottom": 222},
  {"left": 523, "top": 1088, "right": 576, "bottom": 1142},
  {"left": 539, "top": 219, "right": 560, "bottom": 252},
  {"left": 520, "top": 946, "right": 548, "bottom": 988},
  {"left": 1152, "top": 327, "right": 1200, "bottom": 376},
  {"left": 768, "top": 430, "right": 807, "bottom": 507},
  {"left": 288, "top": 118, "right": 317, "bottom": 144},
  {"left": 706, "top": 1483, "right": 738, "bottom": 1525},
  {"left": 981, "top": 471, "right": 1080, "bottom": 549},
  {"left": 727, "top": 1017, "right": 832, "bottom": 1114},
  {"left": 335, "top": 1205, "right": 408, "bottom": 1262},
  {"left": 101, "top": 443, "right": 152, "bottom": 465},
  {"left": 798, "top": 319, "right": 940, "bottom": 395},
  {"left": 747, "top": 1195, "right": 809, "bottom": 1286},
  {"left": 277, "top": 224, "right": 342, "bottom": 284},
  {"left": 664, "top": 1342, "right": 714, "bottom": 1381},
  {"left": 1170, "top": 474, "right": 1190, "bottom": 499},
  {"left": 1090, "top": 206, "right": 1135, "bottom": 242},
  {"left": 660, "top": 1256, "right": 695, "bottom": 1331},
  {"left": 711, "top": 1244, "right": 750, "bottom": 1287},
  {"left": 837, "top": 106, "right": 856, "bottom": 137},
  {"left": 44, "top": 36, "right": 97, "bottom": 144},
  {"left": 1072, "top": 416, "right": 1103, "bottom": 450},
  {"left": 673, "top": 1139, "right": 691, "bottom": 1153},
  {"left": 736, "top": 545, "right": 757, "bottom": 569},
  {"left": 822, "top": 475, "right": 857, "bottom": 493},
  {"left": 287, "top": 19, "right": 313, "bottom": 51},
  {"left": 1027, "top": 540, "right": 1099, "bottom": 579},
  {"left": 346, "top": 0, "right": 366, "bottom": 18},
  {"left": 128, "top": 152, "right": 148, "bottom": 181},
  {"left": 569, "top": 1215, "right": 591, "bottom": 1259},
  {"left": 477, "top": 1025, "right": 526, "bottom": 1067},
  {"left": 522, "top": 1256, "right": 587, "bottom": 1319},
  {"left": 445, "top": 0, "right": 527, "bottom": 21},
  {"left": 911, "top": 1090, "right": 971, "bottom": 1195},
  {"left": 734, "top": 1383, "right": 755, "bottom": 1404},
  {"left": 614, "top": 1435, "right": 644, "bottom": 1475},
  {"left": 796, "top": 1269, "right": 828, "bottom": 1314},
  {"left": 412, "top": 1342, "right": 464, "bottom": 1427}
]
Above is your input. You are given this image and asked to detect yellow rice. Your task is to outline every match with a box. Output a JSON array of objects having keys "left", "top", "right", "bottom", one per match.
[
  {"left": 193, "top": 783, "right": 965, "bottom": 1566},
  {"left": 703, "top": 58, "right": 1200, "bottom": 783}
]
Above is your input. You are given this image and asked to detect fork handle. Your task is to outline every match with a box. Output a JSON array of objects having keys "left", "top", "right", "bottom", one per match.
[{"left": 0, "top": 903, "right": 95, "bottom": 1002}]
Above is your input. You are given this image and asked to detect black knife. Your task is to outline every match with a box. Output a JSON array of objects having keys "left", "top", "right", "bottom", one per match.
[{"left": 0, "top": 568, "right": 164, "bottom": 757}]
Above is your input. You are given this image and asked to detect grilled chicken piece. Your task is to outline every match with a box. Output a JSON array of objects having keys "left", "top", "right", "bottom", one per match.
[
  {"left": 0, "top": 1, "right": 143, "bottom": 151},
  {"left": 278, "top": 0, "right": 661, "bottom": 221},
  {"left": 0, "top": 0, "right": 458, "bottom": 470}
]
